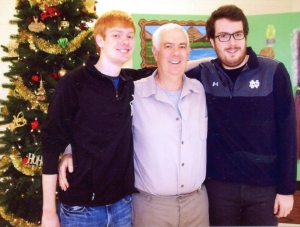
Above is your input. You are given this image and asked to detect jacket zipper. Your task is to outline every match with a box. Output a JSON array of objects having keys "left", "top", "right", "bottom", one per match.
[
  {"left": 223, "top": 72, "right": 234, "bottom": 99},
  {"left": 229, "top": 85, "right": 234, "bottom": 99}
]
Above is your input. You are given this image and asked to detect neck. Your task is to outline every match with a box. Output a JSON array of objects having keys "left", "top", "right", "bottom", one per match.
[
  {"left": 94, "top": 57, "right": 122, "bottom": 77},
  {"left": 155, "top": 71, "right": 183, "bottom": 91}
]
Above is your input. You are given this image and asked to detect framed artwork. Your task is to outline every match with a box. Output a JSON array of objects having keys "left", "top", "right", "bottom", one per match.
[{"left": 138, "top": 19, "right": 216, "bottom": 67}]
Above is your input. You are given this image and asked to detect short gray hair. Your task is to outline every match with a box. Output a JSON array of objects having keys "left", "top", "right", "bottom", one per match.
[{"left": 152, "top": 23, "right": 190, "bottom": 50}]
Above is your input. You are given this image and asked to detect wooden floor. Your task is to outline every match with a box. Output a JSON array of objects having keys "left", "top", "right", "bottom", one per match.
[{"left": 279, "top": 190, "right": 300, "bottom": 224}]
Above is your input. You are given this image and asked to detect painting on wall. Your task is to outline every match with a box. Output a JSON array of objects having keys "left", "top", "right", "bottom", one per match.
[{"left": 138, "top": 19, "right": 217, "bottom": 67}]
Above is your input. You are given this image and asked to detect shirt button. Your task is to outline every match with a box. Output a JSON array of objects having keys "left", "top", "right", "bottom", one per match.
[
  {"left": 176, "top": 117, "right": 179, "bottom": 121},
  {"left": 181, "top": 185, "right": 184, "bottom": 188},
  {"left": 182, "top": 163, "right": 184, "bottom": 166},
  {"left": 181, "top": 141, "right": 184, "bottom": 144}
]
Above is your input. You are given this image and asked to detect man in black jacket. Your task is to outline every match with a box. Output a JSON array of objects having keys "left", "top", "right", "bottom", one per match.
[
  {"left": 187, "top": 5, "right": 297, "bottom": 226},
  {"left": 42, "top": 10, "right": 140, "bottom": 227}
]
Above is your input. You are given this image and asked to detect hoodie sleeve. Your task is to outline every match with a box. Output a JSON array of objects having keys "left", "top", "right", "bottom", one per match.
[
  {"left": 41, "top": 74, "right": 79, "bottom": 174},
  {"left": 273, "top": 62, "right": 297, "bottom": 194}
]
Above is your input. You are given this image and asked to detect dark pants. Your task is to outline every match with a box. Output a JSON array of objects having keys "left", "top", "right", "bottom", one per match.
[{"left": 205, "top": 179, "right": 278, "bottom": 226}]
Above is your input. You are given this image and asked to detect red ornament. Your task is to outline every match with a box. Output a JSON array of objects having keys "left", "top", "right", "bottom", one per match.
[
  {"left": 94, "top": 5, "right": 96, "bottom": 11},
  {"left": 79, "top": 22, "right": 86, "bottom": 30},
  {"left": 22, "top": 157, "right": 29, "bottom": 164},
  {"left": 31, "top": 75, "right": 40, "bottom": 82},
  {"left": 40, "top": 5, "right": 62, "bottom": 21},
  {"left": 31, "top": 120, "right": 40, "bottom": 130},
  {"left": 27, "top": 16, "right": 33, "bottom": 23},
  {"left": 50, "top": 72, "right": 59, "bottom": 80}
]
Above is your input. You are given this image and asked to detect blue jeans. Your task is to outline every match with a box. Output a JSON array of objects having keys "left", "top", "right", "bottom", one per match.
[
  {"left": 59, "top": 195, "right": 132, "bottom": 227},
  {"left": 205, "top": 179, "right": 278, "bottom": 226}
]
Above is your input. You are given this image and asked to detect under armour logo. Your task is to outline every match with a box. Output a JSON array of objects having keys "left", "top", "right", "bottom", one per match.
[
  {"left": 212, "top": 82, "right": 218, "bottom": 86},
  {"left": 249, "top": 80, "right": 260, "bottom": 89},
  {"left": 130, "top": 95, "right": 134, "bottom": 116}
]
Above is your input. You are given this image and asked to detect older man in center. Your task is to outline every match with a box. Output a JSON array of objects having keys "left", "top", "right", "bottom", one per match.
[{"left": 131, "top": 23, "right": 208, "bottom": 227}]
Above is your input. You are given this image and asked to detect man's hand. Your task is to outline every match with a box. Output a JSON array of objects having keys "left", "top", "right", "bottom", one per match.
[
  {"left": 274, "top": 194, "right": 294, "bottom": 218},
  {"left": 58, "top": 154, "right": 73, "bottom": 191}
]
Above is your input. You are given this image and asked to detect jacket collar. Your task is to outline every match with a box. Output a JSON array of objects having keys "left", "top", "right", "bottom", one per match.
[{"left": 85, "top": 55, "right": 133, "bottom": 82}]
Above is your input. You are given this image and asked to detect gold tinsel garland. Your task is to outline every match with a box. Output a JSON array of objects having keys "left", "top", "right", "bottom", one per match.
[
  {"left": 28, "top": 0, "right": 67, "bottom": 10},
  {"left": 10, "top": 147, "right": 42, "bottom": 176},
  {"left": 0, "top": 206, "right": 40, "bottom": 227},
  {"left": 0, "top": 152, "right": 41, "bottom": 225},
  {"left": 18, "top": 28, "right": 93, "bottom": 55},
  {"left": 14, "top": 77, "right": 48, "bottom": 113},
  {"left": 0, "top": 155, "right": 11, "bottom": 175}
]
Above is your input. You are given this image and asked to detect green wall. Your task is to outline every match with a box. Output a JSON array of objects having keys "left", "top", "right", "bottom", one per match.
[
  {"left": 132, "top": 12, "right": 300, "bottom": 91},
  {"left": 298, "top": 161, "right": 300, "bottom": 181},
  {"left": 247, "top": 12, "right": 300, "bottom": 91}
]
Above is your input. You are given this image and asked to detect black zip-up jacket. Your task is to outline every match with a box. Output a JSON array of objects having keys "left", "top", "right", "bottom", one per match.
[
  {"left": 186, "top": 47, "right": 297, "bottom": 194},
  {"left": 42, "top": 56, "right": 151, "bottom": 206}
]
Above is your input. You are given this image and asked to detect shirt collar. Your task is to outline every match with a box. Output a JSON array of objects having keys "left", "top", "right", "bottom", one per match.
[{"left": 140, "top": 69, "right": 200, "bottom": 98}]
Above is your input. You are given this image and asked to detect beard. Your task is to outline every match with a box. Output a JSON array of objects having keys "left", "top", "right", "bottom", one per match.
[{"left": 215, "top": 45, "right": 247, "bottom": 69}]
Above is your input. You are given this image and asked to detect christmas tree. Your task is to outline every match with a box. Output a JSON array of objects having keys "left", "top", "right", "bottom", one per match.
[{"left": 0, "top": 0, "right": 97, "bottom": 226}]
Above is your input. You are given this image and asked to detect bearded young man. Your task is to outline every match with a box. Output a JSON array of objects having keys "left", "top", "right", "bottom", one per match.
[{"left": 187, "top": 5, "right": 297, "bottom": 226}]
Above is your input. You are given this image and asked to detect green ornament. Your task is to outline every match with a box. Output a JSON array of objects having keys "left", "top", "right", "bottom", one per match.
[{"left": 57, "top": 38, "right": 69, "bottom": 49}]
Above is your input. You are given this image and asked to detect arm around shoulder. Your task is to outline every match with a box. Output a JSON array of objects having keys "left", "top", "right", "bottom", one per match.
[{"left": 185, "top": 57, "right": 214, "bottom": 72}]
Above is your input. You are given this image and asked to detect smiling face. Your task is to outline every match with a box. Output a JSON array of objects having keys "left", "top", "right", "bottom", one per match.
[
  {"left": 210, "top": 18, "right": 247, "bottom": 69},
  {"left": 96, "top": 26, "right": 135, "bottom": 66},
  {"left": 152, "top": 27, "right": 190, "bottom": 78}
]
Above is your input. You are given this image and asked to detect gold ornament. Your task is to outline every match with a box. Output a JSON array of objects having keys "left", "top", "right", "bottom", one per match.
[
  {"left": 0, "top": 155, "right": 11, "bottom": 175},
  {"left": 7, "top": 40, "right": 19, "bottom": 57},
  {"left": 14, "top": 77, "right": 49, "bottom": 112},
  {"left": 58, "top": 68, "right": 67, "bottom": 77},
  {"left": 1, "top": 105, "right": 9, "bottom": 116},
  {"left": 59, "top": 19, "right": 70, "bottom": 29},
  {"left": 36, "top": 79, "right": 46, "bottom": 101},
  {"left": 29, "top": 42, "right": 37, "bottom": 51},
  {"left": 8, "top": 112, "right": 27, "bottom": 132},
  {"left": 84, "top": 0, "right": 95, "bottom": 13},
  {"left": 28, "top": 16, "right": 45, "bottom": 33},
  {"left": 18, "top": 28, "right": 93, "bottom": 54}
]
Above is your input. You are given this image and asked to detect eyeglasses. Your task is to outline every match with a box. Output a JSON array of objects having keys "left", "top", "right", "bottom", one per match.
[{"left": 215, "top": 32, "right": 245, "bottom": 42}]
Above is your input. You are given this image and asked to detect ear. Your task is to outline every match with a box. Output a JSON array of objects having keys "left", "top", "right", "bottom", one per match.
[
  {"left": 209, "top": 38, "right": 215, "bottom": 48},
  {"left": 95, "top": 34, "right": 104, "bottom": 49},
  {"left": 152, "top": 46, "right": 159, "bottom": 61}
]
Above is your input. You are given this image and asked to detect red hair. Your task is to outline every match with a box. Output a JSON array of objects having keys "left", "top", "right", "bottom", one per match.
[{"left": 93, "top": 10, "right": 136, "bottom": 54}]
